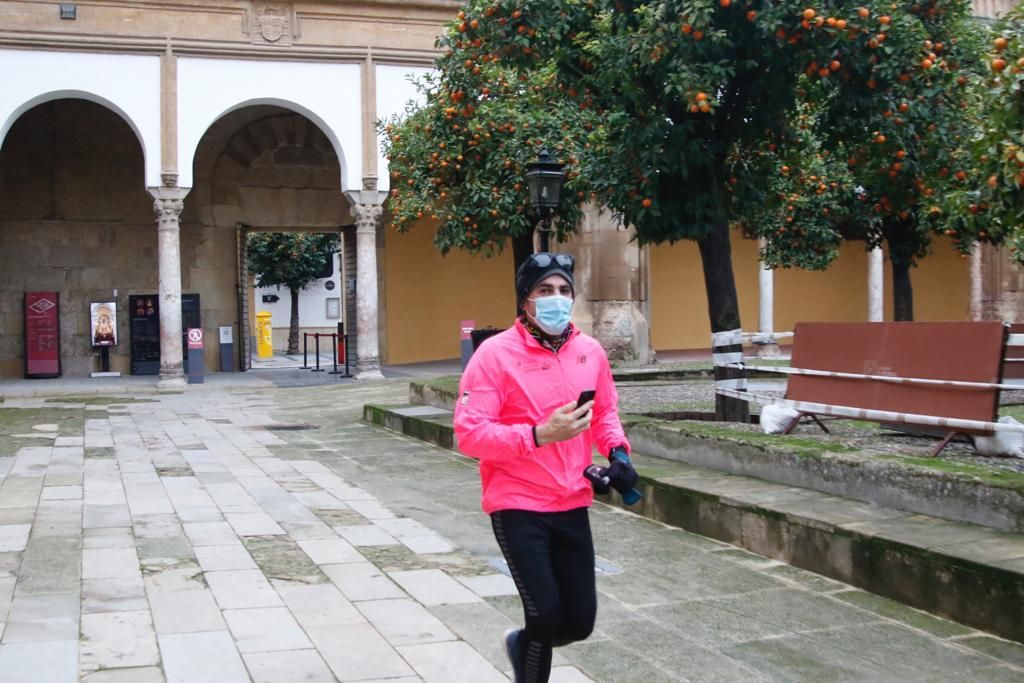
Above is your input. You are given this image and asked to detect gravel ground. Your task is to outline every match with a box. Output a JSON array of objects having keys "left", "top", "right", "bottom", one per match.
[{"left": 616, "top": 378, "right": 1024, "bottom": 476}]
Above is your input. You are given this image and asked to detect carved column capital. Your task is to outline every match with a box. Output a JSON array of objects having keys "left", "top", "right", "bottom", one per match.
[
  {"left": 153, "top": 198, "right": 185, "bottom": 230},
  {"left": 353, "top": 203, "right": 383, "bottom": 234}
]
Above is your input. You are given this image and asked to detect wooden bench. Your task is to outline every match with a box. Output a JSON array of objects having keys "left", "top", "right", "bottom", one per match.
[{"left": 783, "top": 322, "right": 1008, "bottom": 456}]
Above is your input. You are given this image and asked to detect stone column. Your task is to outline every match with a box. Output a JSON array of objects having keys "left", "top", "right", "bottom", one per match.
[
  {"left": 867, "top": 246, "right": 884, "bottom": 322},
  {"left": 755, "top": 238, "right": 781, "bottom": 357},
  {"left": 970, "top": 243, "right": 984, "bottom": 321},
  {"left": 565, "top": 204, "right": 653, "bottom": 365},
  {"left": 352, "top": 200, "right": 385, "bottom": 380},
  {"left": 150, "top": 186, "right": 190, "bottom": 388}
]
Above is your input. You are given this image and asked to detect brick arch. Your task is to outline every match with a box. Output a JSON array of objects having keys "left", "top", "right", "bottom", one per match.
[
  {"left": 178, "top": 89, "right": 357, "bottom": 191},
  {"left": 1, "top": 90, "right": 150, "bottom": 186},
  {"left": 189, "top": 106, "right": 352, "bottom": 229}
]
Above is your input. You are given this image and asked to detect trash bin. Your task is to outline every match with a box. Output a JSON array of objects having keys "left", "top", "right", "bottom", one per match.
[
  {"left": 256, "top": 312, "right": 273, "bottom": 359},
  {"left": 470, "top": 327, "right": 503, "bottom": 351}
]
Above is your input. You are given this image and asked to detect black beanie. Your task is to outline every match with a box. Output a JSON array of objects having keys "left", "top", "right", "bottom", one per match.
[{"left": 515, "top": 253, "right": 575, "bottom": 304}]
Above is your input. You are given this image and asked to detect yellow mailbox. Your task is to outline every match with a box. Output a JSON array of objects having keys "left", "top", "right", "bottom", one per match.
[{"left": 256, "top": 311, "right": 273, "bottom": 359}]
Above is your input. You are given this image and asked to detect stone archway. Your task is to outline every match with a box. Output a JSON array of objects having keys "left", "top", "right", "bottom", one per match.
[
  {"left": 188, "top": 107, "right": 354, "bottom": 369},
  {"left": 0, "top": 98, "right": 152, "bottom": 377}
]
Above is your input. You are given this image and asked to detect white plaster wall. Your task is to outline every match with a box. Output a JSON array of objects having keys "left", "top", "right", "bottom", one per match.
[
  {"left": 376, "top": 64, "right": 431, "bottom": 193},
  {"left": 0, "top": 49, "right": 161, "bottom": 187},
  {"left": 178, "top": 57, "right": 361, "bottom": 190},
  {"left": 254, "top": 253, "right": 344, "bottom": 330}
]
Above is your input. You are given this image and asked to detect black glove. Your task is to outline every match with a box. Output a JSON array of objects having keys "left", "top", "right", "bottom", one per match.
[
  {"left": 606, "top": 447, "right": 638, "bottom": 494},
  {"left": 582, "top": 465, "right": 612, "bottom": 494}
]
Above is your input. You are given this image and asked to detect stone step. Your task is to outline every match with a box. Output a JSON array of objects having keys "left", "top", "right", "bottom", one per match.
[{"left": 363, "top": 401, "right": 1024, "bottom": 645}]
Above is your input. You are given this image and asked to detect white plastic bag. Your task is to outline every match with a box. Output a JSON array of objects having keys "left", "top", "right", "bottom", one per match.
[
  {"left": 974, "top": 416, "right": 1024, "bottom": 459},
  {"left": 760, "top": 404, "right": 801, "bottom": 435}
]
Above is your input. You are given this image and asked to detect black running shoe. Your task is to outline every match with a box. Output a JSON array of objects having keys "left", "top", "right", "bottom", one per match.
[{"left": 502, "top": 628, "right": 524, "bottom": 682}]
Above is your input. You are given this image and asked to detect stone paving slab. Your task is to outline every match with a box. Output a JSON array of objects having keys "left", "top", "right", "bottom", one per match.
[{"left": 0, "top": 381, "right": 1021, "bottom": 682}]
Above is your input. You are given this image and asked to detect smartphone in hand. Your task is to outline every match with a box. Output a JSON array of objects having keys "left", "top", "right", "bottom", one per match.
[{"left": 576, "top": 390, "right": 596, "bottom": 410}]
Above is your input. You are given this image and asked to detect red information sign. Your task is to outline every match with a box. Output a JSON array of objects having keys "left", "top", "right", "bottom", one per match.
[
  {"left": 187, "top": 328, "right": 204, "bottom": 349},
  {"left": 24, "top": 292, "right": 61, "bottom": 378}
]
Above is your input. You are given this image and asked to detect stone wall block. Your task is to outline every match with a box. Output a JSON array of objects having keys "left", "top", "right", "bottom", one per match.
[
  {"left": 47, "top": 246, "right": 91, "bottom": 269},
  {"left": 211, "top": 204, "right": 244, "bottom": 227},
  {"left": 79, "top": 267, "right": 114, "bottom": 290}
]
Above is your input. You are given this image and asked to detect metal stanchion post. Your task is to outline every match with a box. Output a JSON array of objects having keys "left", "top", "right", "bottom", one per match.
[
  {"left": 300, "top": 333, "right": 311, "bottom": 369},
  {"left": 312, "top": 333, "right": 324, "bottom": 372},
  {"left": 344, "top": 334, "right": 350, "bottom": 377},
  {"left": 330, "top": 333, "right": 343, "bottom": 375}
]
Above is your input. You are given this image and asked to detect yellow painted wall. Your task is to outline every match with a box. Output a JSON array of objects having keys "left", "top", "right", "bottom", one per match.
[
  {"left": 383, "top": 221, "right": 513, "bottom": 364},
  {"left": 651, "top": 232, "right": 971, "bottom": 351},
  {"left": 910, "top": 238, "right": 971, "bottom": 321}
]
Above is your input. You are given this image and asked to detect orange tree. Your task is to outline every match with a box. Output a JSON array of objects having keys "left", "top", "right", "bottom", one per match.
[
  {"left": 728, "top": 100, "right": 858, "bottom": 272},
  {"left": 246, "top": 232, "right": 340, "bottom": 354},
  {"left": 944, "top": 7, "right": 1024, "bottom": 261},
  {"left": 386, "top": 1, "right": 841, "bottom": 420},
  {"left": 383, "top": 0, "right": 973, "bottom": 418},
  {"left": 382, "top": 61, "right": 598, "bottom": 275},
  {"left": 801, "top": 0, "right": 986, "bottom": 320}
]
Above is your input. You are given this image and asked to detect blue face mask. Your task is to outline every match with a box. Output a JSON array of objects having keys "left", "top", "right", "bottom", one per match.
[{"left": 529, "top": 295, "right": 574, "bottom": 336}]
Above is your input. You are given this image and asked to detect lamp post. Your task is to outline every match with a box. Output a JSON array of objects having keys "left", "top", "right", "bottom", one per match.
[{"left": 524, "top": 149, "right": 565, "bottom": 252}]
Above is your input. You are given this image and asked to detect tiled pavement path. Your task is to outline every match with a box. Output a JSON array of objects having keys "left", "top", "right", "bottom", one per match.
[{"left": 0, "top": 381, "right": 1023, "bottom": 682}]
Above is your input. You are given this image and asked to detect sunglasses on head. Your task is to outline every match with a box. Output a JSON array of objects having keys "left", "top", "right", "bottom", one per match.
[{"left": 528, "top": 253, "right": 575, "bottom": 271}]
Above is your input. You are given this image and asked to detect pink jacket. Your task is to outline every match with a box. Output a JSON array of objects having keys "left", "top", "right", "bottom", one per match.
[{"left": 453, "top": 320, "right": 630, "bottom": 514}]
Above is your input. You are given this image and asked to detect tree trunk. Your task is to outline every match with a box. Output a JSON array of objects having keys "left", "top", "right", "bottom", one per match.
[
  {"left": 511, "top": 228, "right": 536, "bottom": 316},
  {"left": 698, "top": 197, "right": 750, "bottom": 423},
  {"left": 287, "top": 287, "right": 300, "bottom": 354},
  {"left": 891, "top": 260, "right": 914, "bottom": 321}
]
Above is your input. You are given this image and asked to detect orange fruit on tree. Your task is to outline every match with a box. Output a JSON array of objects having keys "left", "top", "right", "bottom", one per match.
[
  {"left": 879, "top": 15, "right": 891, "bottom": 24},
  {"left": 994, "top": 37, "right": 1008, "bottom": 51},
  {"left": 720, "top": 0, "right": 731, "bottom": 7},
  {"left": 836, "top": 19, "right": 847, "bottom": 29},
  {"left": 642, "top": 198, "right": 653, "bottom": 208},
  {"left": 992, "top": 58, "right": 1007, "bottom": 71},
  {"left": 857, "top": 7, "right": 869, "bottom": 18},
  {"left": 875, "top": 134, "right": 886, "bottom": 143},
  {"left": 803, "top": 8, "right": 816, "bottom": 20},
  {"left": 830, "top": 59, "right": 841, "bottom": 71},
  {"left": 746, "top": 9, "right": 757, "bottom": 20},
  {"left": 696, "top": 91, "right": 708, "bottom": 101}
]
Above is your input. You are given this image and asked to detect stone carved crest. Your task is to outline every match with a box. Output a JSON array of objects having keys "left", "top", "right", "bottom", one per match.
[{"left": 249, "top": 3, "right": 293, "bottom": 45}]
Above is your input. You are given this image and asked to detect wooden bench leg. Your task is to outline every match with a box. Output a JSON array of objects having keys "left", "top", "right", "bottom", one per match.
[
  {"left": 809, "top": 414, "right": 831, "bottom": 434},
  {"left": 782, "top": 412, "right": 830, "bottom": 435},
  {"left": 931, "top": 431, "right": 959, "bottom": 457},
  {"left": 782, "top": 412, "right": 804, "bottom": 434}
]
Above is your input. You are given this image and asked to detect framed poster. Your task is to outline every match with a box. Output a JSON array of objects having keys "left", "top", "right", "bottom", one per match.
[
  {"left": 24, "top": 291, "right": 61, "bottom": 378},
  {"left": 326, "top": 297, "right": 341, "bottom": 319},
  {"left": 90, "top": 302, "right": 118, "bottom": 347}
]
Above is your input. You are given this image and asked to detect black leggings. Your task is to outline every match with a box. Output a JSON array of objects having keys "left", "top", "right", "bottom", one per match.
[{"left": 491, "top": 507, "right": 597, "bottom": 683}]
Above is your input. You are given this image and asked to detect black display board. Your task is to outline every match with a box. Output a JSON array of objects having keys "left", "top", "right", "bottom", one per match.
[{"left": 129, "top": 294, "right": 201, "bottom": 375}]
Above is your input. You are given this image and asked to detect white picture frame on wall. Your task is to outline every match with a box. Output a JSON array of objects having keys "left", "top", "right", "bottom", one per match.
[{"left": 326, "top": 297, "right": 341, "bottom": 319}]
